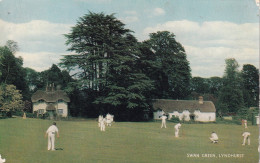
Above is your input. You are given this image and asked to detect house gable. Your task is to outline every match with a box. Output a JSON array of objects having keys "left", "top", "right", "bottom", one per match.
[{"left": 31, "top": 85, "right": 70, "bottom": 117}]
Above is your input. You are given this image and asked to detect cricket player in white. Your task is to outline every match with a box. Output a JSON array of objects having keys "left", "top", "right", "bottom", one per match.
[
  {"left": 100, "top": 118, "right": 106, "bottom": 131},
  {"left": 242, "top": 132, "right": 250, "bottom": 145},
  {"left": 98, "top": 115, "right": 103, "bottom": 127},
  {"left": 45, "top": 122, "right": 59, "bottom": 151},
  {"left": 161, "top": 114, "right": 167, "bottom": 128},
  {"left": 244, "top": 119, "right": 248, "bottom": 128},
  {"left": 0, "top": 154, "right": 5, "bottom": 163},
  {"left": 106, "top": 113, "right": 113, "bottom": 126},
  {"left": 174, "top": 123, "right": 181, "bottom": 137},
  {"left": 209, "top": 132, "right": 218, "bottom": 143}
]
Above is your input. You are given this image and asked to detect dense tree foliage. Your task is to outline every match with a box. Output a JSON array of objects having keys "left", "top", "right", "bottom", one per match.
[
  {"left": 39, "top": 64, "right": 74, "bottom": 90},
  {"left": 0, "top": 42, "right": 29, "bottom": 100},
  {"left": 241, "top": 64, "right": 259, "bottom": 107},
  {"left": 207, "top": 77, "right": 223, "bottom": 96},
  {"left": 24, "top": 67, "right": 42, "bottom": 93},
  {"left": 218, "top": 58, "right": 244, "bottom": 114},
  {"left": 60, "top": 12, "right": 154, "bottom": 120},
  {"left": 139, "top": 31, "right": 191, "bottom": 99},
  {"left": 0, "top": 14, "right": 257, "bottom": 121},
  {"left": 0, "top": 84, "right": 23, "bottom": 112},
  {"left": 190, "top": 77, "right": 209, "bottom": 94}
]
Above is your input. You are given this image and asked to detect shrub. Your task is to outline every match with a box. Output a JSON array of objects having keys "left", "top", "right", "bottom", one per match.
[
  {"left": 42, "top": 112, "right": 49, "bottom": 119},
  {"left": 170, "top": 116, "right": 180, "bottom": 123},
  {"left": 216, "top": 116, "right": 241, "bottom": 125},
  {"left": 13, "top": 111, "right": 23, "bottom": 117},
  {"left": 6, "top": 111, "right": 12, "bottom": 117},
  {"left": 33, "top": 111, "right": 38, "bottom": 118},
  {"left": 26, "top": 113, "right": 34, "bottom": 118}
]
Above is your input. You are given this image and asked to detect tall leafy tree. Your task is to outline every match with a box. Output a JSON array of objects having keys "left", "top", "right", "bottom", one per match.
[
  {"left": 218, "top": 58, "right": 244, "bottom": 113},
  {"left": 5, "top": 40, "right": 19, "bottom": 54},
  {"left": 190, "top": 77, "right": 209, "bottom": 94},
  {"left": 0, "top": 84, "right": 23, "bottom": 113},
  {"left": 39, "top": 64, "right": 74, "bottom": 90},
  {"left": 207, "top": 76, "right": 223, "bottom": 97},
  {"left": 61, "top": 12, "right": 133, "bottom": 90},
  {"left": 0, "top": 42, "right": 29, "bottom": 100},
  {"left": 24, "top": 67, "right": 41, "bottom": 92},
  {"left": 61, "top": 12, "right": 153, "bottom": 120},
  {"left": 241, "top": 64, "right": 259, "bottom": 107},
  {"left": 141, "top": 31, "right": 191, "bottom": 99}
]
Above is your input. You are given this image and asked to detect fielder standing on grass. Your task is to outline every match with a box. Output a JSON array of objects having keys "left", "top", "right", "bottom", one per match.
[
  {"left": 209, "top": 131, "right": 218, "bottom": 144},
  {"left": 242, "top": 131, "right": 250, "bottom": 145},
  {"left": 161, "top": 114, "right": 167, "bottom": 128},
  {"left": 174, "top": 123, "right": 181, "bottom": 137},
  {"left": 45, "top": 122, "right": 59, "bottom": 151},
  {"left": 244, "top": 119, "right": 248, "bottom": 128},
  {"left": 100, "top": 117, "right": 106, "bottom": 131}
]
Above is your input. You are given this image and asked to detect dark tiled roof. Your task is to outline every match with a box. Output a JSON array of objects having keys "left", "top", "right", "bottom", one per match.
[
  {"left": 31, "top": 90, "right": 70, "bottom": 103},
  {"left": 152, "top": 99, "right": 216, "bottom": 113}
]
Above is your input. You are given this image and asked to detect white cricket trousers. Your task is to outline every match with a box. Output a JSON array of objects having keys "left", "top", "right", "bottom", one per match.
[
  {"left": 242, "top": 136, "right": 250, "bottom": 145},
  {"left": 48, "top": 134, "right": 55, "bottom": 150},
  {"left": 161, "top": 121, "right": 166, "bottom": 128},
  {"left": 175, "top": 129, "right": 179, "bottom": 137},
  {"left": 210, "top": 137, "right": 218, "bottom": 143},
  {"left": 100, "top": 123, "right": 105, "bottom": 131}
]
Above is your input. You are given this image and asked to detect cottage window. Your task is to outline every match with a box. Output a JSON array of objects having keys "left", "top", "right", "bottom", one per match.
[
  {"left": 57, "top": 109, "right": 63, "bottom": 114},
  {"left": 38, "top": 109, "right": 44, "bottom": 114},
  {"left": 58, "top": 99, "right": 63, "bottom": 103},
  {"left": 39, "top": 99, "right": 45, "bottom": 103}
]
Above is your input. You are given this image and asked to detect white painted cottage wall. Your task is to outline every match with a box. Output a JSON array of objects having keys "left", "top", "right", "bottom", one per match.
[
  {"left": 33, "top": 101, "right": 68, "bottom": 117},
  {"left": 57, "top": 102, "right": 68, "bottom": 117},
  {"left": 196, "top": 112, "right": 215, "bottom": 122},
  {"left": 168, "top": 111, "right": 179, "bottom": 120},
  {"left": 168, "top": 110, "right": 190, "bottom": 121},
  {"left": 181, "top": 110, "right": 190, "bottom": 121},
  {"left": 153, "top": 110, "right": 165, "bottom": 119},
  {"left": 159, "top": 110, "right": 216, "bottom": 122},
  {"left": 33, "top": 102, "right": 47, "bottom": 113}
]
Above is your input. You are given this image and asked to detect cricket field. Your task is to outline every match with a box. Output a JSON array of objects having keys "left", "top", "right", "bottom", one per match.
[{"left": 0, "top": 118, "right": 258, "bottom": 163}]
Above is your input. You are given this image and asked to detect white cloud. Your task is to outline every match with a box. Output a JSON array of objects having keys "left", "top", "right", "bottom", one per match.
[
  {"left": 0, "top": 19, "right": 73, "bottom": 52},
  {"left": 122, "top": 16, "right": 139, "bottom": 23},
  {"left": 16, "top": 51, "right": 68, "bottom": 72},
  {"left": 143, "top": 20, "right": 258, "bottom": 77},
  {"left": 124, "top": 11, "right": 137, "bottom": 15},
  {"left": 185, "top": 46, "right": 258, "bottom": 77},
  {"left": 153, "top": 8, "right": 165, "bottom": 16},
  {"left": 0, "top": 19, "right": 73, "bottom": 71},
  {"left": 120, "top": 11, "right": 139, "bottom": 24}
]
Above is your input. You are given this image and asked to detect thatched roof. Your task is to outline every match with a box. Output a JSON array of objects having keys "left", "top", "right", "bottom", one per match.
[
  {"left": 46, "top": 104, "right": 56, "bottom": 110},
  {"left": 31, "top": 90, "right": 70, "bottom": 103},
  {"left": 152, "top": 99, "right": 216, "bottom": 113}
]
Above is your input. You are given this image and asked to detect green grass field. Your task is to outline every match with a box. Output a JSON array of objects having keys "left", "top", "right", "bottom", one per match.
[{"left": 0, "top": 118, "right": 258, "bottom": 163}]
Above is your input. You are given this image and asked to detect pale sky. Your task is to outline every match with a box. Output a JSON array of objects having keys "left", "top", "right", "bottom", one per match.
[{"left": 0, "top": 0, "right": 259, "bottom": 77}]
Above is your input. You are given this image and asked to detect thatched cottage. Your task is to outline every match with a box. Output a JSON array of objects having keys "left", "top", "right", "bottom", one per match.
[
  {"left": 31, "top": 84, "right": 70, "bottom": 117},
  {"left": 152, "top": 96, "right": 216, "bottom": 122}
]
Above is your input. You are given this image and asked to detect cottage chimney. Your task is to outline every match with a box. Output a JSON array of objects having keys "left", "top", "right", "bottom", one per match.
[{"left": 198, "top": 96, "right": 203, "bottom": 104}]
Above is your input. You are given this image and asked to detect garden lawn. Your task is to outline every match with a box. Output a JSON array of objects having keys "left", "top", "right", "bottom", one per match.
[{"left": 0, "top": 118, "right": 258, "bottom": 163}]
